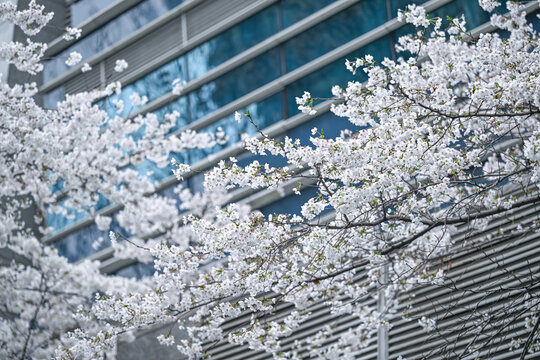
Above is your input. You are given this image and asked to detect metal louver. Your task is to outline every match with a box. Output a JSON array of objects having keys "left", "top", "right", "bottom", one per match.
[{"left": 103, "top": 18, "right": 183, "bottom": 85}]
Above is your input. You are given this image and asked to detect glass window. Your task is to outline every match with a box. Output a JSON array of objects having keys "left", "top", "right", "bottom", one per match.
[
  {"left": 113, "top": 262, "right": 155, "bottom": 279},
  {"left": 287, "top": 36, "right": 392, "bottom": 117},
  {"left": 527, "top": 10, "right": 540, "bottom": 32},
  {"left": 103, "top": 57, "right": 187, "bottom": 119},
  {"left": 189, "top": 48, "right": 281, "bottom": 121},
  {"left": 235, "top": 108, "right": 357, "bottom": 169},
  {"left": 284, "top": 0, "right": 387, "bottom": 73},
  {"left": 70, "top": 0, "right": 113, "bottom": 26},
  {"left": 280, "top": 0, "right": 335, "bottom": 29},
  {"left": 46, "top": 199, "right": 87, "bottom": 233},
  {"left": 185, "top": 92, "right": 284, "bottom": 165},
  {"left": 46, "top": 194, "right": 110, "bottom": 234},
  {"left": 53, "top": 212, "right": 127, "bottom": 262},
  {"left": 187, "top": 5, "right": 279, "bottom": 80},
  {"left": 43, "top": 86, "right": 63, "bottom": 109},
  {"left": 287, "top": 109, "right": 359, "bottom": 144},
  {"left": 259, "top": 185, "right": 318, "bottom": 216},
  {"left": 44, "top": 0, "right": 183, "bottom": 83}
]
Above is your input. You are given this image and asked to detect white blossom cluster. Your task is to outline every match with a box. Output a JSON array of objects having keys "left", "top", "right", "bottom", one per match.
[
  {"left": 63, "top": 26, "right": 82, "bottom": 41},
  {"left": 0, "top": 2, "right": 223, "bottom": 359},
  {"left": 114, "top": 59, "right": 128, "bottom": 73},
  {"left": 65, "top": 51, "right": 82, "bottom": 66},
  {"left": 0, "top": 0, "right": 53, "bottom": 36}
]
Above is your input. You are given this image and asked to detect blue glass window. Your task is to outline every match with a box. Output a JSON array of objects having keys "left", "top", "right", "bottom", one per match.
[
  {"left": 235, "top": 108, "right": 357, "bottom": 170},
  {"left": 113, "top": 262, "right": 155, "bottom": 279},
  {"left": 46, "top": 194, "right": 110, "bottom": 233},
  {"left": 189, "top": 48, "right": 281, "bottom": 121},
  {"left": 44, "top": 0, "right": 183, "bottom": 83},
  {"left": 185, "top": 92, "right": 284, "bottom": 165},
  {"left": 103, "top": 57, "right": 187, "bottom": 118},
  {"left": 53, "top": 213, "right": 127, "bottom": 262},
  {"left": 287, "top": 36, "right": 392, "bottom": 116},
  {"left": 287, "top": 110, "right": 359, "bottom": 144},
  {"left": 187, "top": 5, "right": 279, "bottom": 80},
  {"left": 46, "top": 199, "right": 87, "bottom": 233},
  {"left": 284, "top": 0, "right": 387, "bottom": 73},
  {"left": 70, "top": 0, "right": 113, "bottom": 26},
  {"left": 280, "top": 0, "right": 335, "bottom": 29},
  {"left": 43, "top": 86, "right": 63, "bottom": 109},
  {"left": 527, "top": 10, "right": 540, "bottom": 32},
  {"left": 260, "top": 186, "right": 318, "bottom": 216}
]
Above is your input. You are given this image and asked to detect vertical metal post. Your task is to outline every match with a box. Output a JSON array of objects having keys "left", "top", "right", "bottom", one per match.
[
  {"left": 99, "top": 61, "right": 106, "bottom": 88},
  {"left": 378, "top": 262, "right": 389, "bottom": 360},
  {"left": 181, "top": 13, "right": 188, "bottom": 44}
]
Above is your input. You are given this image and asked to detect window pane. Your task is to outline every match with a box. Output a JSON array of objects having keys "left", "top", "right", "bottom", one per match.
[
  {"left": 71, "top": 0, "right": 113, "bottom": 26},
  {"left": 235, "top": 108, "right": 357, "bottom": 169},
  {"left": 287, "top": 36, "right": 392, "bottom": 116},
  {"left": 107, "top": 57, "right": 187, "bottom": 118},
  {"left": 280, "top": 0, "right": 336, "bottom": 29},
  {"left": 43, "top": 86, "right": 63, "bottom": 109},
  {"left": 189, "top": 48, "right": 281, "bottom": 121},
  {"left": 113, "top": 262, "right": 155, "bottom": 279},
  {"left": 187, "top": 5, "right": 279, "bottom": 80},
  {"left": 53, "top": 212, "right": 127, "bottom": 262},
  {"left": 260, "top": 186, "right": 317, "bottom": 216},
  {"left": 185, "top": 92, "right": 284, "bottom": 165},
  {"left": 284, "top": 0, "right": 387, "bottom": 72},
  {"left": 46, "top": 194, "right": 110, "bottom": 234}
]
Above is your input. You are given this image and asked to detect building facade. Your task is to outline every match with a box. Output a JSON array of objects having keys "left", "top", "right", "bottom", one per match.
[{"left": 13, "top": 0, "right": 540, "bottom": 358}]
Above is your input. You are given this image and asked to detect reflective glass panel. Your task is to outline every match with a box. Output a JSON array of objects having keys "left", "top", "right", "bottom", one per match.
[
  {"left": 71, "top": 0, "right": 113, "bottom": 26},
  {"left": 46, "top": 194, "right": 110, "bottom": 233},
  {"left": 184, "top": 92, "right": 283, "bottom": 165},
  {"left": 284, "top": 0, "right": 387, "bottom": 72},
  {"left": 103, "top": 57, "right": 187, "bottom": 119},
  {"left": 53, "top": 212, "right": 127, "bottom": 262},
  {"left": 187, "top": 5, "right": 279, "bottom": 80},
  {"left": 280, "top": 0, "right": 335, "bottom": 29},
  {"left": 114, "top": 262, "right": 155, "bottom": 279},
  {"left": 189, "top": 48, "right": 281, "bottom": 121},
  {"left": 287, "top": 36, "right": 392, "bottom": 116},
  {"left": 43, "top": 86, "right": 63, "bottom": 109},
  {"left": 259, "top": 186, "right": 317, "bottom": 216},
  {"left": 235, "top": 108, "right": 357, "bottom": 169}
]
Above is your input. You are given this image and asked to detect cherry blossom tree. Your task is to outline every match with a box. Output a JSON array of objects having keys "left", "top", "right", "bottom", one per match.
[
  {"left": 61, "top": 1, "right": 540, "bottom": 359},
  {"left": 2, "top": 0, "right": 540, "bottom": 359},
  {"left": 0, "top": 1, "right": 225, "bottom": 358}
]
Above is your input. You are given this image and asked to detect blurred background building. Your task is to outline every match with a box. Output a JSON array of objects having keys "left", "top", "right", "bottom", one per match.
[{"left": 4, "top": 0, "right": 538, "bottom": 358}]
